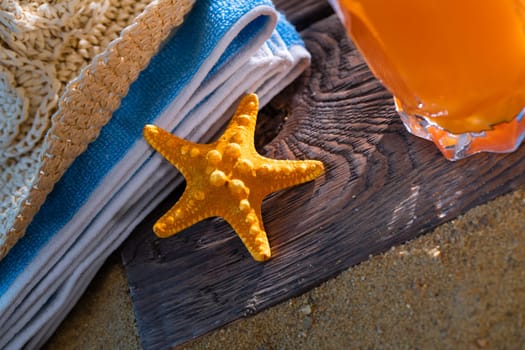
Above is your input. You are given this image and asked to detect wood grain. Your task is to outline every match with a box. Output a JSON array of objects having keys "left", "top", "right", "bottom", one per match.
[
  {"left": 272, "top": 0, "right": 333, "bottom": 30},
  {"left": 122, "top": 8, "right": 525, "bottom": 350}
]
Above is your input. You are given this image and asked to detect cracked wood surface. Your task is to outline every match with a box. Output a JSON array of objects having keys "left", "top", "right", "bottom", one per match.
[{"left": 122, "top": 2, "right": 525, "bottom": 349}]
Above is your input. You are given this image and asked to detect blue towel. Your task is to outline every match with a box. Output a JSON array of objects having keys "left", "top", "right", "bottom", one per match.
[{"left": 0, "top": 0, "right": 310, "bottom": 347}]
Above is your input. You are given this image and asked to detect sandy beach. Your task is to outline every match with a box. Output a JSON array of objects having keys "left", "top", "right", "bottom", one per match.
[{"left": 45, "top": 187, "right": 525, "bottom": 349}]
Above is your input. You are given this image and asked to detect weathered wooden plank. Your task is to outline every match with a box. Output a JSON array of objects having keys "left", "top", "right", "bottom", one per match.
[
  {"left": 273, "top": 0, "right": 333, "bottom": 30},
  {"left": 122, "top": 13, "right": 525, "bottom": 350}
]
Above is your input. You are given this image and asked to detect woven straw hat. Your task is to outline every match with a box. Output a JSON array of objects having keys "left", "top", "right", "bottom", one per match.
[{"left": 0, "top": 0, "right": 195, "bottom": 260}]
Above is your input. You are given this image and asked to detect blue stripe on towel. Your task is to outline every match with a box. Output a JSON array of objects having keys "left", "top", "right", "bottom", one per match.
[{"left": 0, "top": 0, "right": 290, "bottom": 293}]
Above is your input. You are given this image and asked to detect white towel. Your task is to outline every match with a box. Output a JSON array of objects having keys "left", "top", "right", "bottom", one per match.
[{"left": 0, "top": 0, "right": 310, "bottom": 347}]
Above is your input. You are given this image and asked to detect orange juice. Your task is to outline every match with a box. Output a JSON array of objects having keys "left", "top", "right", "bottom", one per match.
[{"left": 336, "top": 0, "right": 525, "bottom": 134}]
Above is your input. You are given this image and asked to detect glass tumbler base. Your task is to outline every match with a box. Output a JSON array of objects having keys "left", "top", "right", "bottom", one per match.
[{"left": 395, "top": 99, "right": 525, "bottom": 161}]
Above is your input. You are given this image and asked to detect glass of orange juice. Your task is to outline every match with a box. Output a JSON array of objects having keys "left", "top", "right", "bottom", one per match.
[{"left": 328, "top": 0, "right": 525, "bottom": 160}]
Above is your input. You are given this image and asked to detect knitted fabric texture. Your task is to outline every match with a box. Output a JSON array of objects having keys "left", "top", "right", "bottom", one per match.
[{"left": 0, "top": 0, "right": 195, "bottom": 260}]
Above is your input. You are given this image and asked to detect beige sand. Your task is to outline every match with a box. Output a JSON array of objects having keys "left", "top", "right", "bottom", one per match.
[{"left": 46, "top": 188, "right": 525, "bottom": 349}]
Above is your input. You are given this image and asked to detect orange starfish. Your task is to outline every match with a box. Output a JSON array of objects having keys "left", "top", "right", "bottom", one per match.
[{"left": 143, "top": 93, "right": 324, "bottom": 261}]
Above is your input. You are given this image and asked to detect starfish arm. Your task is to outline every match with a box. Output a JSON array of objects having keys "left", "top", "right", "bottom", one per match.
[
  {"left": 219, "top": 94, "right": 259, "bottom": 154},
  {"left": 143, "top": 124, "right": 205, "bottom": 177},
  {"left": 223, "top": 201, "right": 271, "bottom": 261},
  {"left": 152, "top": 190, "right": 210, "bottom": 238},
  {"left": 254, "top": 157, "right": 325, "bottom": 194}
]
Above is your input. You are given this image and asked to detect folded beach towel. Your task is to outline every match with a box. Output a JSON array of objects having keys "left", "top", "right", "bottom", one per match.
[{"left": 0, "top": 0, "right": 310, "bottom": 347}]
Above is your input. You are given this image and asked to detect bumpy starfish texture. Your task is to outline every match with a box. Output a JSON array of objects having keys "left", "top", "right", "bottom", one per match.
[{"left": 143, "top": 93, "right": 324, "bottom": 261}]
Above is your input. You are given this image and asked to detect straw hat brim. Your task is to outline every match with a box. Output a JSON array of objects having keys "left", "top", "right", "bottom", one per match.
[{"left": 0, "top": 0, "right": 195, "bottom": 260}]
